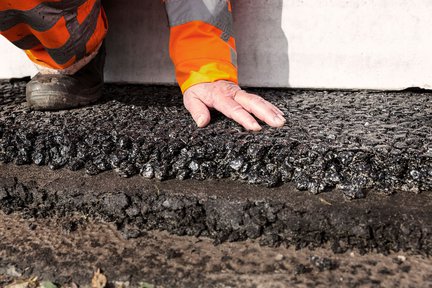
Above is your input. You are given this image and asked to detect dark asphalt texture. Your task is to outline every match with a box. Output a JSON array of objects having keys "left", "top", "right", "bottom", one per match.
[
  {"left": 0, "top": 79, "right": 431, "bottom": 254},
  {"left": 0, "top": 80, "right": 431, "bottom": 199},
  {"left": 1, "top": 164, "right": 432, "bottom": 254},
  {"left": 2, "top": 210, "right": 431, "bottom": 288}
]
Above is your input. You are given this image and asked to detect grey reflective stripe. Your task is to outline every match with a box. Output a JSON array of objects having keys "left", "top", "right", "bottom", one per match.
[
  {"left": 230, "top": 47, "right": 237, "bottom": 68},
  {"left": 12, "top": 34, "right": 40, "bottom": 50},
  {"left": 3, "top": 0, "right": 101, "bottom": 65},
  {"left": 0, "top": 0, "right": 87, "bottom": 32},
  {"left": 165, "top": 0, "right": 234, "bottom": 41},
  {"left": 46, "top": 0, "right": 101, "bottom": 65},
  {"left": 220, "top": 30, "right": 230, "bottom": 42}
]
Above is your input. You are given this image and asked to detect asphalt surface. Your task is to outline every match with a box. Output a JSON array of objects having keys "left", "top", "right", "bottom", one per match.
[
  {"left": 1, "top": 79, "right": 431, "bottom": 286},
  {"left": 1, "top": 164, "right": 432, "bottom": 255},
  {"left": 0, "top": 79, "right": 431, "bottom": 253},
  {"left": 0, "top": 80, "right": 431, "bottom": 198}
]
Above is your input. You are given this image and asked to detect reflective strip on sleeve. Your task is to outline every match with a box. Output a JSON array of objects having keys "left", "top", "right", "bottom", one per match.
[
  {"left": 165, "top": 0, "right": 233, "bottom": 42},
  {"left": 229, "top": 46, "right": 237, "bottom": 68},
  {"left": 165, "top": 0, "right": 238, "bottom": 92}
]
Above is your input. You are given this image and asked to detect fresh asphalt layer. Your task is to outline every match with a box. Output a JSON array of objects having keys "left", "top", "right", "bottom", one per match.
[{"left": 0, "top": 79, "right": 431, "bottom": 253}]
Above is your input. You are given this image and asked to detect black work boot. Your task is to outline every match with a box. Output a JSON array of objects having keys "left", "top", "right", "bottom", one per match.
[{"left": 26, "top": 43, "right": 106, "bottom": 110}]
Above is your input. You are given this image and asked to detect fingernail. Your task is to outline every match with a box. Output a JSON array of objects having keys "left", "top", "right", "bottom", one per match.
[
  {"left": 276, "top": 107, "right": 285, "bottom": 115},
  {"left": 196, "top": 115, "right": 206, "bottom": 127},
  {"left": 251, "top": 122, "right": 262, "bottom": 131},
  {"left": 273, "top": 114, "right": 286, "bottom": 126}
]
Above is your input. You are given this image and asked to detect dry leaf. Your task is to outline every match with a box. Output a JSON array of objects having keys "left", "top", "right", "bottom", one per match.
[
  {"left": 61, "top": 283, "right": 78, "bottom": 288},
  {"left": 319, "top": 197, "right": 332, "bottom": 206},
  {"left": 5, "top": 277, "right": 39, "bottom": 288},
  {"left": 139, "top": 282, "right": 155, "bottom": 288},
  {"left": 113, "top": 281, "right": 130, "bottom": 288},
  {"left": 39, "top": 281, "right": 58, "bottom": 288},
  {"left": 91, "top": 269, "right": 107, "bottom": 288}
]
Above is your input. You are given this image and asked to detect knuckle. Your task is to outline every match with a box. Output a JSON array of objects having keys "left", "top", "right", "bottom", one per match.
[
  {"left": 231, "top": 105, "right": 244, "bottom": 113},
  {"left": 226, "top": 105, "right": 244, "bottom": 118},
  {"left": 250, "top": 95, "right": 266, "bottom": 106}
]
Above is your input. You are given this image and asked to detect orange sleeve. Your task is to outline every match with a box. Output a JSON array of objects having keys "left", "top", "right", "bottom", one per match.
[{"left": 165, "top": 0, "right": 238, "bottom": 93}]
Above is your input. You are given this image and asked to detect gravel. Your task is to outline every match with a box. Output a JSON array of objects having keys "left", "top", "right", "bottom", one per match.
[{"left": 1, "top": 79, "right": 431, "bottom": 199}]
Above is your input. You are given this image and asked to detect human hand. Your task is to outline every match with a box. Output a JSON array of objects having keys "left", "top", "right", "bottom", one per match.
[{"left": 183, "top": 80, "right": 286, "bottom": 131}]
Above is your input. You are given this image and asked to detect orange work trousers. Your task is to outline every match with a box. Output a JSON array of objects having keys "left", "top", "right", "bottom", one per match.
[
  {"left": 0, "top": 0, "right": 238, "bottom": 92},
  {"left": 0, "top": 0, "right": 108, "bottom": 71}
]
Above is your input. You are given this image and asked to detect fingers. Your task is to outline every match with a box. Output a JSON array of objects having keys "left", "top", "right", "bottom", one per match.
[
  {"left": 234, "top": 90, "right": 286, "bottom": 128},
  {"left": 272, "top": 104, "right": 285, "bottom": 116},
  {"left": 183, "top": 91, "right": 211, "bottom": 128},
  {"left": 214, "top": 97, "right": 262, "bottom": 131},
  {"left": 183, "top": 81, "right": 286, "bottom": 131}
]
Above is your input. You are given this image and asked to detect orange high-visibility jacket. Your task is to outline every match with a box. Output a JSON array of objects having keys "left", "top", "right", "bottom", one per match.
[{"left": 0, "top": 0, "right": 238, "bottom": 92}]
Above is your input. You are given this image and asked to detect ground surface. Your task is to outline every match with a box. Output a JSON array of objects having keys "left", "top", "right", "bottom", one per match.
[
  {"left": 0, "top": 79, "right": 431, "bottom": 287},
  {"left": 1, "top": 211, "right": 432, "bottom": 288},
  {"left": 1, "top": 80, "right": 431, "bottom": 198}
]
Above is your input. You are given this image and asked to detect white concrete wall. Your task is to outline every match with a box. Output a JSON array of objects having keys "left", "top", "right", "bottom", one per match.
[
  {"left": 1, "top": 0, "right": 431, "bottom": 90},
  {"left": 0, "top": 38, "right": 38, "bottom": 79}
]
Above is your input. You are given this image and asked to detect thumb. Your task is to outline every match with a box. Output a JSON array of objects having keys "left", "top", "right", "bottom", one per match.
[{"left": 183, "top": 94, "right": 211, "bottom": 128}]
